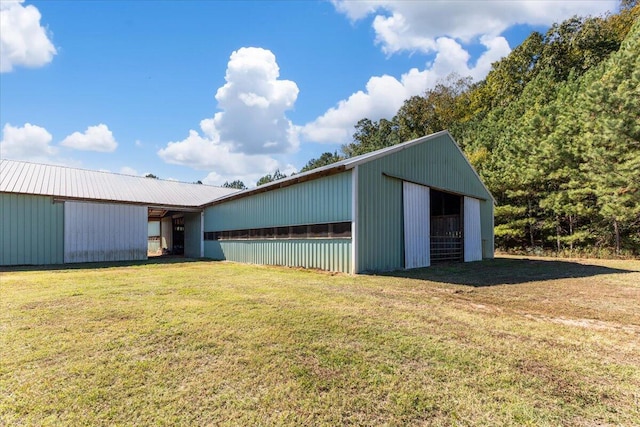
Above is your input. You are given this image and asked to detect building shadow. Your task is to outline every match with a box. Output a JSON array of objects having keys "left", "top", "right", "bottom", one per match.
[
  {"left": 0, "top": 257, "right": 213, "bottom": 273},
  {"left": 379, "top": 257, "right": 638, "bottom": 287}
]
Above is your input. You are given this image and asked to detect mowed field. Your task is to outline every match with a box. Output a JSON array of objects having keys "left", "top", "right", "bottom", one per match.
[{"left": 1, "top": 257, "right": 639, "bottom": 426}]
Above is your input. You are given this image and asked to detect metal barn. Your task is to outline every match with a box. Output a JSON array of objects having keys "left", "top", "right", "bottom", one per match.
[
  {"left": 0, "top": 160, "right": 235, "bottom": 266},
  {"left": 202, "top": 131, "right": 494, "bottom": 273},
  {"left": 1, "top": 131, "right": 493, "bottom": 273}
]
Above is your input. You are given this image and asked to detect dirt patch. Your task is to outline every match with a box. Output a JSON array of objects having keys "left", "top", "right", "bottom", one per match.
[{"left": 523, "top": 313, "right": 640, "bottom": 334}]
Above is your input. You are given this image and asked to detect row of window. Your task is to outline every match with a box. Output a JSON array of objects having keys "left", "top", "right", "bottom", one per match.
[{"left": 204, "top": 221, "right": 352, "bottom": 241}]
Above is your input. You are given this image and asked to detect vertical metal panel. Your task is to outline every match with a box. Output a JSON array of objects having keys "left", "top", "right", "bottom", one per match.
[
  {"left": 464, "top": 196, "right": 483, "bottom": 262},
  {"left": 204, "top": 171, "right": 352, "bottom": 231},
  {"left": 64, "top": 201, "right": 147, "bottom": 263},
  {"left": 183, "top": 212, "right": 201, "bottom": 258},
  {"left": 481, "top": 201, "right": 494, "bottom": 259},
  {"left": 0, "top": 193, "right": 64, "bottom": 265},
  {"left": 403, "top": 182, "right": 430, "bottom": 269},
  {"left": 161, "top": 217, "right": 172, "bottom": 250},
  {"left": 351, "top": 166, "right": 359, "bottom": 273},
  {"left": 204, "top": 239, "right": 351, "bottom": 273},
  {"left": 357, "top": 133, "right": 494, "bottom": 272}
]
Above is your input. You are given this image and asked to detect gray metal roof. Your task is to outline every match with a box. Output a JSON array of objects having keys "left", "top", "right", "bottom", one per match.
[{"left": 0, "top": 159, "right": 238, "bottom": 208}]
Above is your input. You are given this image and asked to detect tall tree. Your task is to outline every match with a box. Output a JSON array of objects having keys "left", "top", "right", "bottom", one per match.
[
  {"left": 300, "top": 152, "right": 343, "bottom": 173},
  {"left": 578, "top": 20, "right": 640, "bottom": 253},
  {"left": 223, "top": 180, "right": 247, "bottom": 190},
  {"left": 342, "top": 118, "right": 400, "bottom": 157},
  {"left": 256, "top": 169, "right": 287, "bottom": 187}
]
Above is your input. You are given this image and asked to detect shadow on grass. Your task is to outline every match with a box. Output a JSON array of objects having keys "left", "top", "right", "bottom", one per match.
[
  {"left": 0, "top": 256, "right": 215, "bottom": 273},
  {"left": 379, "top": 257, "right": 637, "bottom": 287}
]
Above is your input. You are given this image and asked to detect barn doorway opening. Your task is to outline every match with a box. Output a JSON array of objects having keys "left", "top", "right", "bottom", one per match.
[
  {"left": 430, "top": 189, "right": 463, "bottom": 262},
  {"left": 147, "top": 209, "right": 187, "bottom": 257},
  {"left": 172, "top": 217, "right": 185, "bottom": 255}
]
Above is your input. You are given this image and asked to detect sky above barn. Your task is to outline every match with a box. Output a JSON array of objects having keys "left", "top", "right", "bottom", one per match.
[{"left": 0, "top": 0, "right": 619, "bottom": 186}]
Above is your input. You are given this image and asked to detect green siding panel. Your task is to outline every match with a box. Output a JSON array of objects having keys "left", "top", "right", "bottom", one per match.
[
  {"left": 204, "top": 239, "right": 352, "bottom": 273},
  {"left": 184, "top": 212, "right": 202, "bottom": 258},
  {"left": 204, "top": 172, "right": 352, "bottom": 231},
  {"left": 0, "top": 193, "right": 64, "bottom": 265},
  {"left": 357, "top": 134, "right": 494, "bottom": 272}
]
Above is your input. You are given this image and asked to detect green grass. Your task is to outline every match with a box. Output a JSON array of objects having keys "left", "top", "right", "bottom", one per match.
[{"left": 1, "top": 257, "right": 639, "bottom": 426}]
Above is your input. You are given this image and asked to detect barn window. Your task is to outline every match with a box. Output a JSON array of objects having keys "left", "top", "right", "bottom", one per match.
[
  {"left": 204, "top": 221, "right": 352, "bottom": 241},
  {"left": 330, "top": 222, "right": 352, "bottom": 238},
  {"left": 308, "top": 223, "right": 329, "bottom": 238},
  {"left": 290, "top": 225, "right": 308, "bottom": 238}
]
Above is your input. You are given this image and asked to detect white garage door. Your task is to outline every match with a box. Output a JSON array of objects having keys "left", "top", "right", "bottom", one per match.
[
  {"left": 403, "top": 182, "right": 430, "bottom": 269},
  {"left": 464, "top": 196, "right": 482, "bottom": 262},
  {"left": 64, "top": 201, "right": 147, "bottom": 263}
]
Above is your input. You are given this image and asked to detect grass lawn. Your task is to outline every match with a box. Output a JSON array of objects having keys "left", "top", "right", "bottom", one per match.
[{"left": 1, "top": 257, "right": 639, "bottom": 426}]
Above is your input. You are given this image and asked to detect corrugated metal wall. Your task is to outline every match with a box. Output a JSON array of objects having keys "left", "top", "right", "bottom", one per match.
[
  {"left": 403, "top": 182, "right": 430, "bottom": 269},
  {"left": 357, "top": 133, "right": 494, "bottom": 272},
  {"left": 204, "top": 172, "right": 352, "bottom": 230},
  {"left": 64, "top": 201, "right": 147, "bottom": 263},
  {"left": 203, "top": 172, "right": 353, "bottom": 273},
  {"left": 206, "top": 239, "right": 352, "bottom": 273},
  {"left": 464, "top": 196, "right": 483, "bottom": 262},
  {"left": 184, "top": 212, "right": 202, "bottom": 258},
  {"left": 0, "top": 193, "right": 64, "bottom": 265}
]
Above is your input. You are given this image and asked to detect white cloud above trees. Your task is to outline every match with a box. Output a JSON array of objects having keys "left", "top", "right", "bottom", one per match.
[
  {"left": 302, "top": 36, "right": 510, "bottom": 144},
  {"left": 60, "top": 124, "right": 118, "bottom": 152},
  {"left": 331, "top": 0, "right": 617, "bottom": 54},
  {"left": 302, "top": 0, "right": 615, "bottom": 145},
  {"left": 0, "top": 0, "right": 57, "bottom": 72}
]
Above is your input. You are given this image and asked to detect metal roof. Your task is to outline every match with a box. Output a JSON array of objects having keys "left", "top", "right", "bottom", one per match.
[
  {"left": 204, "top": 130, "right": 494, "bottom": 206},
  {"left": 0, "top": 159, "right": 238, "bottom": 208}
]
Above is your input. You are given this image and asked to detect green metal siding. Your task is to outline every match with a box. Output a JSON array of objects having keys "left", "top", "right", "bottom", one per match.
[
  {"left": 204, "top": 239, "right": 352, "bottom": 273},
  {"left": 204, "top": 172, "right": 352, "bottom": 231},
  {"left": 357, "top": 133, "right": 494, "bottom": 272},
  {"left": 184, "top": 212, "right": 202, "bottom": 258},
  {"left": 1, "top": 193, "right": 64, "bottom": 265}
]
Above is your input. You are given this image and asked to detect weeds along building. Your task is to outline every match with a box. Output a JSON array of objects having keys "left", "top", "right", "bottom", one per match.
[{"left": 1, "top": 131, "right": 494, "bottom": 273}]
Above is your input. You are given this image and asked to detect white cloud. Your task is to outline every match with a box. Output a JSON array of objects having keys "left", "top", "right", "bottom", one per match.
[
  {"left": 0, "top": 122, "right": 57, "bottom": 161},
  {"left": 60, "top": 124, "right": 118, "bottom": 152},
  {"left": 302, "top": 36, "right": 510, "bottom": 144},
  {"left": 158, "top": 123, "right": 283, "bottom": 187},
  {"left": 158, "top": 47, "right": 300, "bottom": 186},
  {"left": 119, "top": 166, "right": 139, "bottom": 176},
  {"left": 0, "top": 0, "right": 57, "bottom": 72},
  {"left": 305, "top": 0, "right": 615, "bottom": 144},
  {"left": 332, "top": 0, "right": 617, "bottom": 54},
  {"left": 211, "top": 47, "right": 299, "bottom": 155}
]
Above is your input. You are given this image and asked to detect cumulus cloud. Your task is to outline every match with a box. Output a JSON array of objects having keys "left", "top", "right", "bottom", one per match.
[
  {"left": 305, "top": 0, "right": 616, "bottom": 144},
  {"left": 302, "top": 36, "right": 510, "bottom": 143},
  {"left": 0, "top": 122, "right": 57, "bottom": 161},
  {"left": 60, "top": 124, "right": 118, "bottom": 152},
  {"left": 0, "top": 0, "right": 57, "bottom": 72},
  {"left": 158, "top": 47, "right": 300, "bottom": 185},
  {"left": 119, "top": 166, "right": 139, "bottom": 176},
  {"left": 212, "top": 47, "right": 299, "bottom": 154},
  {"left": 332, "top": 0, "right": 617, "bottom": 54},
  {"left": 158, "top": 120, "right": 283, "bottom": 186},
  {"left": 303, "top": 0, "right": 617, "bottom": 145}
]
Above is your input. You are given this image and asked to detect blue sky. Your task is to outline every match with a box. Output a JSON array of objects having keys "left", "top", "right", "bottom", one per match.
[{"left": 1, "top": 0, "right": 618, "bottom": 186}]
